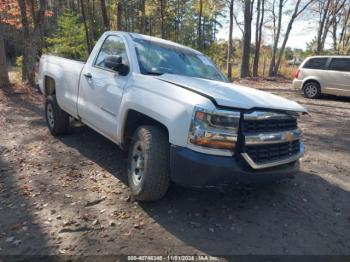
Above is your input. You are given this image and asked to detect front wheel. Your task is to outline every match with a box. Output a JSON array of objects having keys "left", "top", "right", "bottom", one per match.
[{"left": 128, "top": 126, "right": 170, "bottom": 202}]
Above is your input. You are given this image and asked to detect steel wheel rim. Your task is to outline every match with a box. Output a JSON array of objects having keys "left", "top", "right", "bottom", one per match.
[
  {"left": 131, "top": 141, "right": 145, "bottom": 186},
  {"left": 47, "top": 104, "right": 55, "bottom": 128},
  {"left": 305, "top": 84, "right": 317, "bottom": 97}
]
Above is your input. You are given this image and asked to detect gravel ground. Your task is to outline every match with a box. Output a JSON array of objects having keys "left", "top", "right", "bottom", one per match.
[{"left": 0, "top": 79, "right": 350, "bottom": 258}]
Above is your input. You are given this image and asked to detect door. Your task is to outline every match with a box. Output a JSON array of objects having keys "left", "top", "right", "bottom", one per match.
[
  {"left": 323, "top": 58, "right": 350, "bottom": 96},
  {"left": 78, "top": 35, "right": 130, "bottom": 140}
]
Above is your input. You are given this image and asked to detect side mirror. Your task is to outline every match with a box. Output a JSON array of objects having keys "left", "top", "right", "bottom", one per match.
[{"left": 104, "top": 55, "right": 129, "bottom": 75}]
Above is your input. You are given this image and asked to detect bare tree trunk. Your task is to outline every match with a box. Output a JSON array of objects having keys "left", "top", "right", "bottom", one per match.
[
  {"left": 320, "top": 15, "right": 332, "bottom": 51},
  {"left": 330, "top": 0, "right": 346, "bottom": 53},
  {"left": 227, "top": 0, "right": 234, "bottom": 81},
  {"left": 197, "top": 0, "right": 203, "bottom": 50},
  {"left": 18, "top": 0, "right": 30, "bottom": 82},
  {"left": 18, "top": 0, "right": 46, "bottom": 87},
  {"left": 86, "top": 1, "right": 95, "bottom": 43},
  {"left": 117, "top": 1, "right": 123, "bottom": 31},
  {"left": 253, "top": 0, "right": 264, "bottom": 77},
  {"left": 160, "top": 0, "right": 165, "bottom": 38},
  {"left": 275, "top": 0, "right": 315, "bottom": 75},
  {"left": 316, "top": 0, "right": 331, "bottom": 54},
  {"left": 80, "top": 0, "right": 92, "bottom": 53},
  {"left": 332, "top": 19, "right": 338, "bottom": 52},
  {"left": 100, "top": 0, "right": 109, "bottom": 31},
  {"left": 240, "top": 0, "right": 254, "bottom": 78},
  {"left": 0, "top": 34, "right": 10, "bottom": 88},
  {"left": 140, "top": 0, "right": 146, "bottom": 34},
  {"left": 268, "top": 0, "right": 283, "bottom": 77},
  {"left": 338, "top": 5, "right": 350, "bottom": 53}
]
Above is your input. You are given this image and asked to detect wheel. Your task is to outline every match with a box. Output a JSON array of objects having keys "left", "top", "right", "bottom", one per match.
[
  {"left": 128, "top": 126, "right": 170, "bottom": 201},
  {"left": 45, "top": 95, "right": 70, "bottom": 136},
  {"left": 303, "top": 81, "right": 321, "bottom": 99}
]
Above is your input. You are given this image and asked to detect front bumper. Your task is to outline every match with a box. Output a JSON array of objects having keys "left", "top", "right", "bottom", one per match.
[{"left": 170, "top": 145, "right": 300, "bottom": 188}]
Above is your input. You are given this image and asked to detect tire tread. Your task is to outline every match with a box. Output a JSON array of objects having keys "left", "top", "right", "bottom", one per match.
[
  {"left": 128, "top": 126, "right": 170, "bottom": 201},
  {"left": 45, "top": 95, "right": 70, "bottom": 136}
]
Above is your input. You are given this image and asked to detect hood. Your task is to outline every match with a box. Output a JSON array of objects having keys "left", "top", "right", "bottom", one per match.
[{"left": 157, "top": 74, "right": 307, "bottom": 113}]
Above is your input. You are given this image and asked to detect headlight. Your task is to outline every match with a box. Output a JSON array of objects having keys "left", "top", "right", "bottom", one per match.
[{"left": 188, "top": 107, "right": 240, "bottom": 150}]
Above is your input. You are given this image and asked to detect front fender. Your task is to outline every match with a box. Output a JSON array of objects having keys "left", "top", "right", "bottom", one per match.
[{"left": 117, "top": 86, "right": 194, "bottom": 147}]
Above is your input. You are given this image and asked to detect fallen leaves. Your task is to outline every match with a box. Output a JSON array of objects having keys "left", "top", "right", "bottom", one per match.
[
  {"left": 20, "top": 184, "right": 33, "bottom": 196},
  {"left": 64, "top": 170, "right": 83, "bottom": 182}
]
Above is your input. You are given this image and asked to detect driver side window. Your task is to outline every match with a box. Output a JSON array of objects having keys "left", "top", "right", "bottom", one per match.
[{"left": 94, "top": 35, "right": 129, "bottom": 69}]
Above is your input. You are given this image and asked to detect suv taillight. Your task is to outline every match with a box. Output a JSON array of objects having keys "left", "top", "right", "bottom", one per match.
[{"left": 294, "top": 69, "right": 301, "bottom": 79}]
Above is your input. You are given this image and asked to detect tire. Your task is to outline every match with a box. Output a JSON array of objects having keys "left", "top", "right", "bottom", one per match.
[
  {"left": 303, "top": 81, "right": 321, "bottom": 99},
  {"left": 128, "top": 126, "right": 170, "bottom": 202},
  {"left": 45, "top": 95, "right": 70, "bottom": 136}
]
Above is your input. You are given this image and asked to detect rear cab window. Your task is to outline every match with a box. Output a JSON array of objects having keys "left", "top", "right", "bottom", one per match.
[
  {"left": 302, "top": 58, "right": 328, "bottom": 70},
  {"left": 329, "top": 58, "right": 350, "bottom": 72}
]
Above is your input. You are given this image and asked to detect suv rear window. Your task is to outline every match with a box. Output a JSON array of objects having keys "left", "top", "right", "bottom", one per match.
[
  {"left": 329, "top": 58, "right": 350, "bottom": 72},
  {"left": 303, "top": 58, "right": 328, "bottom": 69}
]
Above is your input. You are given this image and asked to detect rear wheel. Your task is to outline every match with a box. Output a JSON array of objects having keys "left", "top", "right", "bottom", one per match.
[
  {"left": 303, "top": 81, "right": 321, "bottom": 99},
  {"left": 45, "top": 95, "right": 70, "bottom": 136},
  {"left": 128, "top": 126, "right": 170, "bottom": 202}
]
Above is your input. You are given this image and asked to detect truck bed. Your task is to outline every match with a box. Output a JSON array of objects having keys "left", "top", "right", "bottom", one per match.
[{"left": 38, "top": 55, "right": 85, "bottom": 118}]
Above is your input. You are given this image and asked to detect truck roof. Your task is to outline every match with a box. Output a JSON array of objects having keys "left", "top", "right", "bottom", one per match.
[{"left": 106, "top": 31, "right": 201, "bottom": 55}]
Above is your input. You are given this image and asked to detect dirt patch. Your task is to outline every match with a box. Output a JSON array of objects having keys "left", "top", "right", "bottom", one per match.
[{"left": 0, "top": 80, "right": 350, "bottom": 257}]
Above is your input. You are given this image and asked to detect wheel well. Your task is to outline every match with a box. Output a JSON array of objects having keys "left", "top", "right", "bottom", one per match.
[
  {"left": 123, "top": 110, "right": 169, "bottom": 148},
  {"left": 302, "top": 79, "right": 320, "bottom": 90},
  {"left": 44, "top": 76, "right": 56, "bottom": 96}
]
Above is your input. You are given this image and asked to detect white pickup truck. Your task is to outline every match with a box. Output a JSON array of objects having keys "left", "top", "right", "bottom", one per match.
[{"left": 39, "top": 31, "right": 307, "bottom": 201}]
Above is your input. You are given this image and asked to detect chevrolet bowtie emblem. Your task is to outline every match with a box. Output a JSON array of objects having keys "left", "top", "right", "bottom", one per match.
[{"left": 285, "top": 132, "right": 294, "bottom": 141}]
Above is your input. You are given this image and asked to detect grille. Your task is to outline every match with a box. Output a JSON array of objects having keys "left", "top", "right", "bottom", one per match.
[
  {"left": 242, "top": 118, "right": 297, "bottom": 133},
  {"left": 244, "top": 140, "right": 300, "bottom": 164}
]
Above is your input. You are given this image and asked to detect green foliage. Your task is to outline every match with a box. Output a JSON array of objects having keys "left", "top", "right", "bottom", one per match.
[
  {"left": 16, "top": 56, "right": 23, "bottom": 67},
  {"left": 206, "top": 41, "right": 229, "bottom": 70},
  {"left": 45, "top": 11, "right": 88, "bottom": 61},
  {"left": 284, "top": 47, "right": 293, "bottom": 60}
]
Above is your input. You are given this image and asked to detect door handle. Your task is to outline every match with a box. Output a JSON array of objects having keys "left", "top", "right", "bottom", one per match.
[
  {"left": 84, "top": 73, "right": 92, "bottom": 78},
  {"left": 345, "top": 75, "right": 350, "bottom": 79}
]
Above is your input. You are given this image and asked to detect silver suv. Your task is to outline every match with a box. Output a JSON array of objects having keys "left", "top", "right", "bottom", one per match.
[{"left": 293, "top": 56, "right": 350, "bottom": 98}]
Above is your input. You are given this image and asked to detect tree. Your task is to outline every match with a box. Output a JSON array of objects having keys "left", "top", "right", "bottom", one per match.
[
  {"left": 240, "top": 0, "right": 254, "bottom": 78},
  {"left": 0, "top": 34, "right": 9, "bottom": 88},
  {"left": 117, "top": 1, "right": 123, "bottom": 30},
  {"left": 160, "top": 0, "right": 166, "bottom": 38},
  {"left": 315, "top": 0, "right": 332, "bottom": 54},
  {"left": 252, "top": 0, "right": 265, "bottom": 77},
  {"left": 140, "top": 0, "right": 146, "bottom": 34},
  {"left": 338, "top": 4, "right": 350, "bottom": 54},
  {"left": 79, "top": 0, "right": 92, "bottom": 53},
  {"left": 268, "top": 0, "right": 283, "bottom": 77},
  {"left": 46, "top": 11, "right": 88, "bottom": 61},
  {"left": 18, "top": 0, "right": 47, "bottom": 87},
  {"left": 284, "top": 47, "right": 293, "bottom": 60},
  {"left": 274, "top": 0, "right": 315, "bottom": 75},
  {"left": 197, "top": 0, "right": 203, "bottom": 49},
  {"left": 329, "top": 0, "right": 347, "bottom": 53},
  {"left": 226, "top": 0, "right": 234, "bottom": 80},
  {"left": 0, "top": 1, "right": 13, "bottom": 87},
  {"left": 100, "top": 0, "right": 109, "bottom": 31}
]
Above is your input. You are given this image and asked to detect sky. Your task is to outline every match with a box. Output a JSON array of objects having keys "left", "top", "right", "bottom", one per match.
[
  {"left": 217, "top": 20, "right": 319, "bottom": 50},
  {"left": 216, "top": 4, "right": 331, "bottom": 51}
]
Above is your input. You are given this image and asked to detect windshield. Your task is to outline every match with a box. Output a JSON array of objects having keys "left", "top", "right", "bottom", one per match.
[{"left": 133, "top": 38, "right": 227, "bottom": 82}]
